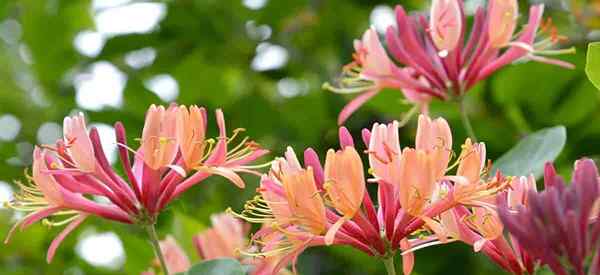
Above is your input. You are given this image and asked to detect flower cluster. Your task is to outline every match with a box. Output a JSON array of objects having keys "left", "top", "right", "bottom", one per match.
[
  {"left": 5, "top": 104, "right": 268, "bottom": 262},
  {"left": 231, "top": 115, "right": 510, "bottom": 274},
  {"left": 324, "top": 0, "right": 574, "bottom": 124},
  {"left": 498, "top": 159, "right": 600, "bottom": 275},
  {"left": 418, "top": 175, "right": 540, "bottom": 275}
]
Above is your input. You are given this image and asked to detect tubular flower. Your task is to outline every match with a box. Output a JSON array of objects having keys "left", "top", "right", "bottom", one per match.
[
  {"left": 143, "top": 235, "right": 191, "bottom": 275},
  {"left": 5, "top": 104, "right": 268, "bottom": 262},
  {"left": 194, "top": 212, "right": 291, "bottom": 275},
  {"left": 231, "top": 115, "right": 509, "bottom": 274},
  {"left": 406, "top": 175, "right": 537, "bottom": 275},
  {"left": 325, "top": 0, "right": 575, "bottom": 125},
  {"left": 498, "top": 159, "right": 600, "bottom": 275},
  {"left": 194, "top": 213, "right": 250, "bottom": 260}
]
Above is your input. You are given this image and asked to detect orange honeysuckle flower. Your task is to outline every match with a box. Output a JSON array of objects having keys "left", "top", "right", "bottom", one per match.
[
  {"left": 410, "top": 175, "right": 538, "bottom": 275},
  {"left": 176, "top": 105, "right": 208, "bottom": 169},
  {"left": 140, "top": 104, "right": 178, "bottom": 170},
  {"left": 415, "top": 115, "right": 452, "bottom": 179},
  {"left": 487, "top": 0, "right": 519, "bottom": 48},
  {"left": 398, "top": 148, "right": 436, "bottom": 216},
  {"left": 282, "top": 168, "right": 327, "bottom": 235},
  {"left": 323, "top": 146, "right": 366, "bottom": 244},
  {"left": 463, "top": 207, "right": 504, "bottom": 252},
  {"left": 456, "top": 138, "right": 486, "bottom": 184}
]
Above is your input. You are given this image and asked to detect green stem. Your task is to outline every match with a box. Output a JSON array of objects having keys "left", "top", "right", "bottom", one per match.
[
  {"left": 383, "top": 256, "right": 397, "bottom": 275},
  {"left": 145, "top": 224, "right": 169, "bottom": 275},
  {"left": 459, "top": 98, "right": 478, "bottom": 142}
]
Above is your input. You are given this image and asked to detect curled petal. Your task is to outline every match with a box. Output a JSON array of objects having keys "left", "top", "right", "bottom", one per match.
[
  {"left": 338, "top": 89, "right": 379, "bottom": 125},
  {"left": 47, "top": 214, "right": 88, "bottom": 263}
]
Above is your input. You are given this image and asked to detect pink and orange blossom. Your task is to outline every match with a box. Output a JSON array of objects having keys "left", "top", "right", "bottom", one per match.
[
  {"left": 409, "top": 174, "right": 539, "bottom": 275},
  {"left": 5, "top": 104, "right": 268, "bottom": 266},
  {"left": 231, "top": 114, "right": 510, "bottom": 274},
  {"left": 194, "top": 212, "right": 291, "bottom": 275},
  {"left": 325, "top": 0, "right": 574, "bottom": 125}
]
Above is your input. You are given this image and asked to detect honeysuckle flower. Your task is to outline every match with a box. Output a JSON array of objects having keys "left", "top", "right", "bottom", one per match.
[
  {"left": 429, "top": 0, "right": 462, "bottom": 53},
  {"left": 323, "top": 146, "right": 366, "bottom": 244},
  {"left": 194, "top": 213, "right": 249, "bottom": 260},
  {"left": 325, "top": 0, "right": 574, "bottom": 125},
  {"left": 498, "top": 159, "right": 600, "bottom": 275},
  {"left": 409, "top": 175, "right": 538, "bottom": 275},
  {"left": 160, "top": 236, "right": 191, "bottom": 273},
  {"left": 5, "top": 104, "right": 267, "bottom": 264},
  {"left": 193, "top": 212, "right": 290, "bottom": 275},
  {"left": 231, "top": 115, "right": 509, "bottom": 274},
  {"left": 143, "top": 235, "right": 191, "bottom": 275},
  {"left": 175, "top": 105, "right": 207, "bottom": 169}
]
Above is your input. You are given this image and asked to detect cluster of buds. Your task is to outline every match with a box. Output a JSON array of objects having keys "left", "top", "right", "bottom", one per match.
[
  {"left": 231, "top": 115, "right": 511, "bottom": 274},
  {"left": 498, "top": 159, "right": 600, "bottom": 275},
  {"left": 144, "top": 213, "right": 289, "bottom": 275},
  {"left": 324, "top": 0, "right": 575, "bottom": 124},
  {"left": 5, "top": 104, "right": 268, "bottom": 262}
]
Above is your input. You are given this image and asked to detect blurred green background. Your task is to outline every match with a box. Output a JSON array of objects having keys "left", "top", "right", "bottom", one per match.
[{"left": 0, "top": 0, "right": 598, "bottom": 274}]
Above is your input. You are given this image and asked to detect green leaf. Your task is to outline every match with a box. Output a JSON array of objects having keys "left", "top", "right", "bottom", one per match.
[
  {"left": 586, "top": 42, "right": 600, "bottom": 91},
  {"left": 491, "top": 126, "right": 567, "bottom": 178},
  {"left": 179, "top": 258, "right": 246, "bottom": 275}
]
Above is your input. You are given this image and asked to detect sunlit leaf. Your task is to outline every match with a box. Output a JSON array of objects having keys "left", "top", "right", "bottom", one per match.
[
  {"left": 491, "top": 126, "right": 567, "bottom": 178},
  {"left": 585, "top": 42, "right": 600, "bottom": 91}
]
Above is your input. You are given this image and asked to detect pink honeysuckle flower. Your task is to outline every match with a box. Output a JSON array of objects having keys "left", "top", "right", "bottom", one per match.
[
  {"left": 498, "top": 159, "right": 600, "bottom": 275},
  {"left": 429, "top": 0, "right": 462, "bottom": 53},
  {"left": 5, "top": 104, "right": 268, "bottom": 263},
  {"left": 325, "top": 0, "right": 574, "bottom": 125},
  {"left": 231, "top": 115, "right": 510, "bottom": 274},
  {"left": 323, "top": 28, "right": 433, "bottom": 125},
  {"left": 192, "top": 212, "right": 291, "bottom": 275},
  {"left": 407, "top": 175, "right": 539, "bottom": 275},
  {"left": 194, "top": 213, "right": 249, "bottom": 260},
  {"left": 160, "top": 236, "right": 191, "bottom": 273},
  {"left": 143, "top": 235, "right": 191, "bottom": 275},
  {"left": 63, "top": 113, "right": 96, "bottom": 172}
]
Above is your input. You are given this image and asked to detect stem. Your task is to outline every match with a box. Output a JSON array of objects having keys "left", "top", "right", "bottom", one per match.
[
  {"left": 145, "top": 224, "right": 169, "bottom": 275},
  {"left": 383, "top": 256, "right": 397, "bottom": 275},
  {"left": 459, "top": 98, "right": 477, "bottom": 142}
]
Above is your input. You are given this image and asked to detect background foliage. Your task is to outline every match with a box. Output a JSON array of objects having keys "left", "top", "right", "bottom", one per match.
[{"left": 0, "top": 0, "right": 598, "bottom": 274}]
